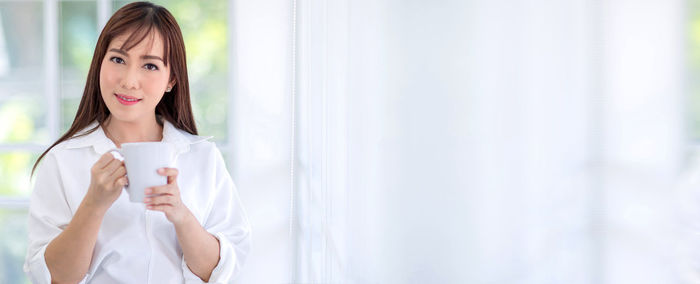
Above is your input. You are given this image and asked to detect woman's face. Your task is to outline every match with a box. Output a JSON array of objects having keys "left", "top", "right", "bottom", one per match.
[{"left": 99, "top": 31, "right": 174, "bottom": 123}]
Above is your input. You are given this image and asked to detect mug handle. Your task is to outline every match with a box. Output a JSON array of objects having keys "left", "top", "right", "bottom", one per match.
[{"left": 108, "top": 149, "right": 128, "bottom": 188}]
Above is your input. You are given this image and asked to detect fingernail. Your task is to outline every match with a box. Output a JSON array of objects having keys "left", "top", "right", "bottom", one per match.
[
  {"left": 145, "top": 188, "right": 152, "bottom": 194},
  {"left": 144, "top": 198, "right": 151, "bottom": 202},
  {"left": 158, "top": 168, "right": 165, "bottom": 173}
]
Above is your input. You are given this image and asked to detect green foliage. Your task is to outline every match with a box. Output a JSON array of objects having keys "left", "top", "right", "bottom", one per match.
[{"left": 0, "top": 100, "right": 41, "bottom": 197}]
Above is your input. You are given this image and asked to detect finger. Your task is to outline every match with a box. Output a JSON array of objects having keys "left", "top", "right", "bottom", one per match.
[
  {"left": 114, "top": 176, "right": 128, "bottom": 188},
  {"left": 144, "top": 194, "right": 174, "bottom": 205},
  {"left": 108, "top": 165, "right": 126, "bottom": 181},
  {"left": 95, "top": 152, "right": 115, "bottom": 169},
  {"left": 146, "top": 184, "right": 174, "bottom": 197},
  {"left": 103, "top": 159, "right": 123, "bottom": 176},
  {"left": 157, "top": 168, "right": 179, "bottom": 184},
  {"left": 146, "top": 203, "right": 173, "bottom": 211}
]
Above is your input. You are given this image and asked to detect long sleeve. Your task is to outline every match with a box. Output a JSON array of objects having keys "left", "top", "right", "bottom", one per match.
[
  {"left": 182, "top": 147, "right": 252, "bottom": 284},
  {"left": 23, "top": 152, "right": 74, "bottom": 284}
]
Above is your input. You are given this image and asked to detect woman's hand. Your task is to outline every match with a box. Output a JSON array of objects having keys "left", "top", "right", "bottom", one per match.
[
  {"left": 85, "top": 152, "right": 127, "bottom": 210},
  {"left": 144, "top": 167, "right": 192, "bottom": 226}
]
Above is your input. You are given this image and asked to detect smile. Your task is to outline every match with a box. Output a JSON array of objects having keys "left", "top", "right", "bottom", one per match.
[{"left": 115, "top": 94, "right": 142, "bottom": 105}]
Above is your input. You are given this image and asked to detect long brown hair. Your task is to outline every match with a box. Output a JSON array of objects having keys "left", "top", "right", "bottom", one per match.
[{"left": 32, "top": 1, "right": 197, "bottom": 176}]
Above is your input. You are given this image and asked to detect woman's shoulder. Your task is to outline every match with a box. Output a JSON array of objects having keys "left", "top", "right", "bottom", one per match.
[
  {"left": 186, "top": 136, "right": 221, "bottom": 156},
  {"left": 168, "top": 126, "right": 221, "bottom": 156},
  {"left": 49, "top": 122, "right": 102, "bottom": 153},
  {"left": 177, "top": 128, "right": 214, "bottom": 146},
  {"left": 173, "top": 131, "right": 228, "bottom": 174},
  {"left": 35, "top": 129, "right": 99, "bottom": 172}
]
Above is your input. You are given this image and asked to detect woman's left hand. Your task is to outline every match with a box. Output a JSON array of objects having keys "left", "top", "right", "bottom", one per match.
[{"left": 144, "top": 167, "right": 192, "bottom": 226}]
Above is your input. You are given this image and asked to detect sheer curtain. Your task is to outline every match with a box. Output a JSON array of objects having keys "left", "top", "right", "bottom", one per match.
[
  {"left": 227, "top": 0, "right": 293, "bottom": 283},
  {"left": 292, "top": 0, "right": 595, "bottom": 282},
  {"left": 232, "top": 0, "right": 684, "bottom": 283}
]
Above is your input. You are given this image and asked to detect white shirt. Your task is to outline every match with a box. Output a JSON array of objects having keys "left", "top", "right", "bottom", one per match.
[{"left": 23, "top": 119, "right": 252, "bottom": 284}]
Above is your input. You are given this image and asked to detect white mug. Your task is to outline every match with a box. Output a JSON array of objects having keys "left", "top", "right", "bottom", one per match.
[{"left": 109, "top": 142, "right": 175, "bottom": 203}]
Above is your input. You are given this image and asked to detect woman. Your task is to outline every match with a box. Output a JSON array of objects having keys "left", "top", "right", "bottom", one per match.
[{"left": 23, "top": 2, "right": 251, "bottom": 283}]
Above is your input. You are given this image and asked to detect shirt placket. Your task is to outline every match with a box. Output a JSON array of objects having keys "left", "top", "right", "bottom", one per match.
[{"left": 145, "top": 208, "right": 155, "bottom": 283}]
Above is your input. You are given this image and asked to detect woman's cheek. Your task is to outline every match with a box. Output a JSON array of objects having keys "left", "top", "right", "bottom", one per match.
[
  {"left": 101, "top": 65, "right": 120, "bottom": 87},
  {"left": 144, "top": 72, "right": 169, "bottom": 95}
]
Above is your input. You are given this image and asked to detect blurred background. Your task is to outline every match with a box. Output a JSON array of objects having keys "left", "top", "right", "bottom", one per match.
[{"left": 0, "top": 0, "right": 698, "bottom": 283}]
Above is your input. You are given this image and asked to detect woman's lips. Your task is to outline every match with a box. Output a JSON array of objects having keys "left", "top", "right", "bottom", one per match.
[{"left": 115, "top": 94, "right": 141, "bottom": 106}]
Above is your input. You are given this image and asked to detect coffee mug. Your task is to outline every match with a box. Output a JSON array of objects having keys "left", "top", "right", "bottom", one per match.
[{"left": 109, "top": 142, "right": 175, "bottom": 203}]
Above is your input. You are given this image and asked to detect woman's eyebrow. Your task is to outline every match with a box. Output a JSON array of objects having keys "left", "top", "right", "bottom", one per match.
[{"left": 108, "top": 48, "right": 164, "bottom": 63}]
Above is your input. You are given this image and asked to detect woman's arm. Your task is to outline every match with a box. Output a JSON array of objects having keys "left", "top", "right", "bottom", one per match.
[
  {"left": 144, "top": 166, "right": 222, "bottom": 282},
  {"left": 43, "top": 152, "right": 127, "bottom": 283},
  {"left": 44, "top": 199, "right": 107, "bottom": 283},
  {"left": 158, "top": 146, "right": 251, "bottom": 283},
  {"left": 174, "top": 212, "right": 221, "bottom": 282}
]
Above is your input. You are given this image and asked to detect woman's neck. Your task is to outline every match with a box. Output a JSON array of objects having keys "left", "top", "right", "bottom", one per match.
[{"left": 103, "top": 115, "right": 164, "bottom": 148}]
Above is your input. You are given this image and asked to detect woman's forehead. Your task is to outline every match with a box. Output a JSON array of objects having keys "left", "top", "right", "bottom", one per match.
[{"left": 108, "top": 30, "right": 165, "bottom": 56}]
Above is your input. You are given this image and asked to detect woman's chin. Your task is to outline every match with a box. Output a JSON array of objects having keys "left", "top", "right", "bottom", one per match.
[{"left": 107, "top": 111, "right": 147, "bottom": 124}]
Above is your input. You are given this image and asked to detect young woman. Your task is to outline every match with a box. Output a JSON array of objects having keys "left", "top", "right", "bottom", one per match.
[{"left": 23, "top": 2, "right": 251, "bottom": 283}]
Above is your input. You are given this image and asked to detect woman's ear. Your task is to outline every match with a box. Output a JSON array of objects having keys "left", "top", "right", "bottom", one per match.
[{"left": 166, "top": 80, "right": 176, "bottom": 93}]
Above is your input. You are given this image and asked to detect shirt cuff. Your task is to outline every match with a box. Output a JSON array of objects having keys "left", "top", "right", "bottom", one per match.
[
  {"left": 24, "top": 243, "right": 91, "bottom": 284},
  {"left": 24, "top": 243, "right": 51, "bottom": 284},
  {"left": 182, "top": 232, "right": 237, "bottom": 284}
]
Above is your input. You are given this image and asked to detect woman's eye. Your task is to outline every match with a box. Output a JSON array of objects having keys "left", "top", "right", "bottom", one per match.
[
  {"left": 144, "top": 64, "right": 159, "bottom": 71},
  {"left": 110, "top": 57, "right": 125, "bottom": 64}
]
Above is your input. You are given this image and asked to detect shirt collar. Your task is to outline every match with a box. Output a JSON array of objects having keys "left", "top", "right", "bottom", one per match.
[{"left": 63, "top": 118, "right": 212, "bottom": 155}]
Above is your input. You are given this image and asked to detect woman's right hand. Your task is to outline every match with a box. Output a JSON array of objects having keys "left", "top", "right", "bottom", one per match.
[{"left": 85, "top": 152, "right": 128, "bottom": 210}]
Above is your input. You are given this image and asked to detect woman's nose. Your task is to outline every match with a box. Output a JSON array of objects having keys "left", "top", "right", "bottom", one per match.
[{"left": 120, "top": 66, "right": 140, "bottom": 90}]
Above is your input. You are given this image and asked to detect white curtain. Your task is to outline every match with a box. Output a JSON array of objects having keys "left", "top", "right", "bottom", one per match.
[
  {"left": 231, "top": 0, "right": 685, "bottom": 283},
  {"left": 227, "top": 0, "right": 294, "bottom": 283}
]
